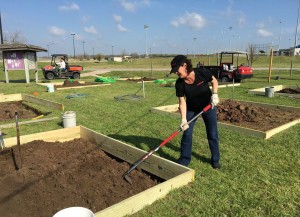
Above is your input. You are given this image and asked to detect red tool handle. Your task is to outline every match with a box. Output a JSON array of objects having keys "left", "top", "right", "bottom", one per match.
[
  {"left": 203, "top": 104, "right": 212, "bottom": 112},
  {"left": 159, "top": 131, "right": 180, "bottom": 148}
]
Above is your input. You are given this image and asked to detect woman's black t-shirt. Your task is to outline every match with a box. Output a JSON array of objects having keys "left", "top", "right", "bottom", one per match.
[{"left": 175, "top": 68, "right": 213, "bottom": 112}]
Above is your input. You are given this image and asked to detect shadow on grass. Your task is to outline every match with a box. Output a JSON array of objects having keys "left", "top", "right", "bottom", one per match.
[
  {"left": 0, "top": 79, "right": 38, "bottom": 83},
  {"left": 108, "top": 134, "right": 211, "bottom": 165}
]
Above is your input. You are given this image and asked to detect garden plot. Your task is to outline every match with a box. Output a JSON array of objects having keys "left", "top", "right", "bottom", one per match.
[
  {"left": 248, "top": 85, "right": 300, "bottom": 98},
  {"left": 117, "top": 77, "right": 157, "bottom": 83},
  {"left": 151, "top": 99, "right": 300, "bottom": 139},
  {"left": 37, "top": 80, "right": 110, "bottom": 91},
  {"left": 0, "top": 94, "right": 63, "bottom": 128},
  {"left": 217, "top": 82, "right": 241, "bottom": 88},
  {"left": 1, "top": 126, "right": 194, "bottom": 217}
]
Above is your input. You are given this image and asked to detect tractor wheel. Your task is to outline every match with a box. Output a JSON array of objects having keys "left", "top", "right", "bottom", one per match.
[
  {"left": 45, "top": 72, "right": 55, "bottom": 80},
  {"left": 221, "top": 76, "right": 230, "bottom": 82},
  {"left": 72, "top": 73, "right": 80, "bottom": 79}
]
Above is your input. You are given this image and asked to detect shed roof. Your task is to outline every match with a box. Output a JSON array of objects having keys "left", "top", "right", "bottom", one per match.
[{"left": 0, "top": 43, "right": 47, "bottom": 52}]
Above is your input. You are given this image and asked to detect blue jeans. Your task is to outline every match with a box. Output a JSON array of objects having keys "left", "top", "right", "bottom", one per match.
[{"left": 177, "top": 107, "right": 220, "bottom": 166}]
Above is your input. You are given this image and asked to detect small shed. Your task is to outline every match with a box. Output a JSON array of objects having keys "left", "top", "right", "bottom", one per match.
[{"left": 0, "top": 43, "right": 47, "bottom": 83}]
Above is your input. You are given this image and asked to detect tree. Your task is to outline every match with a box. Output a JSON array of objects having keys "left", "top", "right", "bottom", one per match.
[
  {"left": 247, "top": 43, "right": 260, "bottom": 66},
  {"left": 4, "top": 31, "right": 27, "bottom": 44}
]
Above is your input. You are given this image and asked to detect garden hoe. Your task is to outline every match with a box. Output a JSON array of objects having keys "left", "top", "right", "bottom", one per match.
[{"left": 123, "top": 104, "right": 212, "bottom": 184}]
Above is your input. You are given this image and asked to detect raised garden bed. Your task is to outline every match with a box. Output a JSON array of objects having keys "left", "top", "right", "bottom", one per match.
[
  {"left": 0, "top": 94, "right": 63, "bottom": 128},
  {"left": 37, "top": 80, "right": 110, "bottom": 91},
  {"left": 151, "top": 99, "right": 300, "bottom": 139},
  {"left": 248, "top": 85, "right": 300, "bottom": 98},
  {"left": 117, "top": 77, "right": 156, "bottom": 83},
  {"left": 1, "top": 126, "right": 194, "bottom": 217}
]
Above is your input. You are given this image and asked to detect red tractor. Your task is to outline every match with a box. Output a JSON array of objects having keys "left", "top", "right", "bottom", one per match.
[
  {"left": 199, "top": 51, "right": 253, "bottom": 82},
  {"left": 42, "top": 54, "right": 83, "bottom": 80}
]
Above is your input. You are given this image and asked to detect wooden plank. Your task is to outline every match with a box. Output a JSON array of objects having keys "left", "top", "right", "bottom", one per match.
[
  {"left": 0, "top": 93, "right": 22, "bottom": 102},
  {"left": 0, "top": 117, "right": 59, "bottom": 129},
  {"left": 95, "top": 171, "right": 194, "bottom": 217},
  {"left": 4, "top": 126, "right": 81, "bottom": 147},
  {"left": 265, "top": 119, "right": 300, "bottom": 139},
  {"left": 80, "top": 126, "right": 190, "bottom": 180},
  {"left": 22, "top": 94, "right": 64, "bottom": 111},
  {"left": 218, "top": 83, "right": 241, "bottom": 88},
  {"left": 217, "top": 122, "right": 266, "bottom": 139},
  {"left": 56, "top": 83, "right": 110, "bottom": 90},
  {"left": 4, "top": 126, "right": 195, "bottom": 217}
]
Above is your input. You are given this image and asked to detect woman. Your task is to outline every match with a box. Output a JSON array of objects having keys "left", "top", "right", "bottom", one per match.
[{"left": 170, "top": 55, "right": 221, "bottom": 169}]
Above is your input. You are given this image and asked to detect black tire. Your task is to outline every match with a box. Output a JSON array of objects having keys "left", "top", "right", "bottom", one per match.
[
  {"left": 72, "top": 73, "right": 80, "bottom": 79},
  {"left": 221, "top": 76, "right": 230, "bottom": 82},
  {"left": 45, "top": 72, "right": 55, "bottom": 80}
]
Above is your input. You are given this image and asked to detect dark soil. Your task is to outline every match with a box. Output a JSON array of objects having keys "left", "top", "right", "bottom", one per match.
[
  {"left": 0, "top": 101, "right": 40, "bottom": 121},
  {"left": 277, "top": 87, "right": 300, "bottom": 94},
  {"left": 55, "top": 79, "right": 99, "bottom": 88},
  {"left": 0, "top": 138, "right": 160, "bottom": 217},
  {"left": 217, "top": 99, "right": 300, "bottom": 131}
]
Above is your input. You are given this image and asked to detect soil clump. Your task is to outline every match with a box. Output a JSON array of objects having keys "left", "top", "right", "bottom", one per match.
[
  {"left": 278, "top": 87, "right": 300, "bottom": 94},
  {"left": 0, "top": 101, "right": 40, "bottom": 121},
  {"left": 0, "top": 138, "right": 160, "bottom": 217},
  {"left": 217, "top": 99, "right": 300, "bottom": 131}
]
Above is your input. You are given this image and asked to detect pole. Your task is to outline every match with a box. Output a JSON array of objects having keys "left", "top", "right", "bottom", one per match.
[
  {"left": 293, "top": 0, "right": 300, "bottom": 57},
  {"left": 144, "top": 25, "right": 149, "bottom": 57},
  {"left": 277, "top": 20, "right": 282, "bottom": 78},
  {"left": 47, "top": 44, "right": 49, "bottom": 58},
  {"left": 193, "top": 38, "right": 197, "bottom": 58},
  {"left": 268, "top": 48, "right": 273, "bottom": 83},
  {"left": 71, "top": 33, "right": 75, "bottom": 59},
  {"left": 0, "top": 12, "right": 5, "bottom": 71},
  {"left": 82, "top": 41, "right": 85, "bottom": 59}
]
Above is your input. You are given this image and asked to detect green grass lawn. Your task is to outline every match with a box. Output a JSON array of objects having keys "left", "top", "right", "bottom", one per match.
[{"left": 0, "top": 59, "right": 299, "bottom": 216}]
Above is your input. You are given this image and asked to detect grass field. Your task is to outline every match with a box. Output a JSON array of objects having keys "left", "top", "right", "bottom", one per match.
[{"left": 0, "top": 56, "right": 299, "bottom": 216}]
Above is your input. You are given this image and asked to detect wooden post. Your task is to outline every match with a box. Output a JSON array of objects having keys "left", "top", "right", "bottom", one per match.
[
  {"left": 24, "top": 52, "right": 30, "bottom": 83},
  {"left": 268, "top": 48, "right": 273, "bottom": 83}
]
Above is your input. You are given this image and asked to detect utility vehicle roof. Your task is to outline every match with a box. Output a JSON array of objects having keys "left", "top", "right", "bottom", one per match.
[
  {"left": 51, "top": 54, "right": 68, "bottom": 57},
  {"left": 220, "top": 51, "right": 248, "bottom": 55}
]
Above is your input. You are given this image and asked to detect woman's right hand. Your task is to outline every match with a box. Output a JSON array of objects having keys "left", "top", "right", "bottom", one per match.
[{"left": 180, "top": 119, "right": 189, "bottom": 131}]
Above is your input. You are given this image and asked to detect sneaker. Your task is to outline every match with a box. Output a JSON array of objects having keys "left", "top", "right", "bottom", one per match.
[{"left": 211, "top": 162, "right": 221, "bottom": 169}]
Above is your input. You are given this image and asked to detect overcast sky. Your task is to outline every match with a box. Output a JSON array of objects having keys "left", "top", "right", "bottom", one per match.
[{"left": 1, "top": 0, "right": 300, "bottom": 56}]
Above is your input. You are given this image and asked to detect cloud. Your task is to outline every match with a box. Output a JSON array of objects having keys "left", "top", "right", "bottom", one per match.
[
  {"left": 113, "top": 14, "right": 122, "bottom": 23},
  {"left": 141, "top": 0, "right": 150, "bottom": 6},
  {"left": 81, "top": 15, "right": 90, "bottom": 23},
  {"left": 117, "top": 24, "right": 128, "bottom": 32},
  {"left": 120, "top": 0, "right": 136, "bottom": 12},
  {"left": 59, "top": 2, "right": 80, "bottom": 11},
  {"left": 84, "top": 26, "right": 98, "bottom": 34},
  {"left": 119, "top": 0, "right": 150, "bottom": 12},
  {"left": 237, "top": 15, "right": 246, "bottom": 28},
  {"left": 171, "top": 12, "right": 206, "bottom": 30},
  {"left": 257, "top": 29, "right": 273, "bottom": 37},
  {"left": 48, "top": 26, "right": 66, "bottom": 36}
]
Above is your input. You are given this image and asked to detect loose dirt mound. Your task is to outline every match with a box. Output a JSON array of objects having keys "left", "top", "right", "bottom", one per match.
[
  {"left": 0, "top": 138, "right": 160, "bottom": 217},
  {"left": 278, "top": 87, "right": 300, "bottom": 94},
  {"left": 0, "top": 101, "right": 40, "bottom": 121},
  {"left": 217, "top": 99, "right": 300, "bottom": 131}
]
